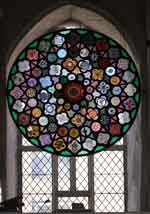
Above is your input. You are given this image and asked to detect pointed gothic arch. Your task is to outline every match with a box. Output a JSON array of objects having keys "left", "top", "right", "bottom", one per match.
[{"left": 5, "top": 4, "right": 141, "bottom": 213}]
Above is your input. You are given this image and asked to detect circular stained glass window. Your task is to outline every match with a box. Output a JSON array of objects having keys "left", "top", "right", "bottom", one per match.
[{"left": 7, "top": 29, "right": 141, "bottom": 156}]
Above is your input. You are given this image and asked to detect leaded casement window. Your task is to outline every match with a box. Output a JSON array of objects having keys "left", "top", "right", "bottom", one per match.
[{"left": 21, "top": 137, "right": 127, "bottom": 213}]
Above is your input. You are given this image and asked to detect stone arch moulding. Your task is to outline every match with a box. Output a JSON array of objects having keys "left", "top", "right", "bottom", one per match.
[
  {"left": 6, "top": 4, "right": 141, "bottom": 212},
  {"left": 6, "top": 4, "right": 140, "bottom": 73}
]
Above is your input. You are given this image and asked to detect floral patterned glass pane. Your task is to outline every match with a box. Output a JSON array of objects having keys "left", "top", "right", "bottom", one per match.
[{"left": 7, "top": 29, "right": 141, "bottom": 156}]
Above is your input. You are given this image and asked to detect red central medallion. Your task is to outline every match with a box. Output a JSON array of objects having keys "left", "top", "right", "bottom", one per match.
[{"left": 64, "top": 82, "right": 84, "bottom": 103}]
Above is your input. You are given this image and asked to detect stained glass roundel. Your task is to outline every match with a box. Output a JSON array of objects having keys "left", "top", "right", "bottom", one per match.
[{"left": 7, "top": 29, "right": 141, "bottom": 156}]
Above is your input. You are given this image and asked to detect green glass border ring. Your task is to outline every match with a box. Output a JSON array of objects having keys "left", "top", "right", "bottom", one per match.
[{"left": 6, "top": 28, "right": 141, "bottom": 156}]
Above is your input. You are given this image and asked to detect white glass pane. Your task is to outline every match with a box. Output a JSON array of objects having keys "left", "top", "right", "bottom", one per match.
[
  {"left": 22, "top": 137, "right": 33, "bottom": 146},
  {"left": 76, "top": 156, "right": 88, "bottom": 191},
  {"left": 94, "top": 151, "right": 125, "bottom": 212},
  {"left": 58, "top": 157, "right": 70, "bottom": 191},
  {"left": 58, "top": 197, "right": 88, "bottom": 210},
  {"left": 22, "top": 152, "right": 52, "bottom": 212},
  {"left": 94, "top": 151, "right": 124, "bottom": 174},
  {"left": 95, "top": 194, "right": 124, "bottom": 212},
  {"left": 23, "top": 194, "right": 52, "bottom": 213}
]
